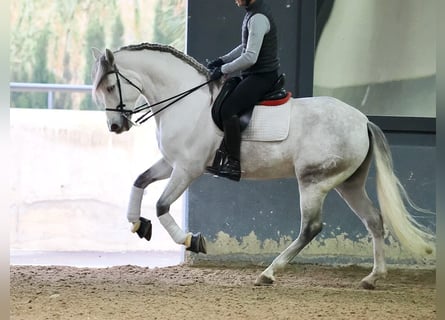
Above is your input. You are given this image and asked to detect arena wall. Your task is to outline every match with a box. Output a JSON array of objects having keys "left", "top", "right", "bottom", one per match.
[{"left": 10, "top": 108, "right": 184, "bottom": 254}]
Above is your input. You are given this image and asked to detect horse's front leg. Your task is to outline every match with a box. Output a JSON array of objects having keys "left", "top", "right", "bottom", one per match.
[
  {"left": 157, "top": 166, "right": 207, "bottom": 254},
  {"left": 128, "top": 158, "right": 173, "bottom": 238}
]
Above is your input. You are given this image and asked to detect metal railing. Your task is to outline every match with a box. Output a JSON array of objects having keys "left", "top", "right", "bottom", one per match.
[{"left": 10, "top": 82, "right": 93, "bottom": 109}]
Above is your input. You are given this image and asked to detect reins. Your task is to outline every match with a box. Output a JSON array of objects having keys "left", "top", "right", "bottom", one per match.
[
  {"left": 133, "top": 80, "right": 212, "bottom": 125},
  {"left": 104, "top": 65, "right": 212, "bottom": 126}
]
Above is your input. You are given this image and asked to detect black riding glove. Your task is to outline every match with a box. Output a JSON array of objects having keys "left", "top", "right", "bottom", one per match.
[
  {"left": 210, "top": 67, "right": 223, "bottom": 81},
  {"left": 207, "top": 58, "right": 224, "bottom": 70}
]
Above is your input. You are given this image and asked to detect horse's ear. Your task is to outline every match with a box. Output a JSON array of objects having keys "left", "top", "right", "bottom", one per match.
[
  {"left": 91, "top": 47, "right": 102, "bottom": 60},
  {"left": 105, "top": 48, "right": 115, "bottom": 66}
]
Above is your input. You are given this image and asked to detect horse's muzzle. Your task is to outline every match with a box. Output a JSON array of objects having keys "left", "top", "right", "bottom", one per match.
[
  {"left": 110, "top": 123, "right": 120, "bottom": 132},
  {"left": 109, "top": 120, "right": 130, "bottom": 134}
]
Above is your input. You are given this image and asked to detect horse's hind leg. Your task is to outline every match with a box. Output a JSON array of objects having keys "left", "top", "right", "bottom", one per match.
[
  {"left": 335, "top": 156, "right": 387, "bottom": 289},
  {"left": 255, "top": 186, "right": 326, "bottom": 286}
]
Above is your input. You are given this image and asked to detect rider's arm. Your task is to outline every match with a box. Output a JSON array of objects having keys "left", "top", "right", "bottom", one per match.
[
  {"left": 221, "top": 14, "right": 270, "bottom": 75},
  {"left": 221, "top": 45, "right": 244, "bottom": 63}
]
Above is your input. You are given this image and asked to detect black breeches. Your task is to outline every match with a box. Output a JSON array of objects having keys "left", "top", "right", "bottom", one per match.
[{"left": 220, "top": 71, "right": 278, "bottom": 122}]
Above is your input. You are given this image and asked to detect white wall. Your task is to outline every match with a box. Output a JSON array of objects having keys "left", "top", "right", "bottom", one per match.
[{"left": 10, "top": 108, "right": 183, "bottom": 252}]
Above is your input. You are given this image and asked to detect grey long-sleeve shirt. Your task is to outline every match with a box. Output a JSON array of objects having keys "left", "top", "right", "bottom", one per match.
[{"left": 220, "top": 14, "right": 270, "bottom": 75}]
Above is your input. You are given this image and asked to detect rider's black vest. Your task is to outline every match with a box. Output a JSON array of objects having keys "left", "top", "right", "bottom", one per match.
[{"left": 241, "top": 0, "right": 279, "bottom": 76}]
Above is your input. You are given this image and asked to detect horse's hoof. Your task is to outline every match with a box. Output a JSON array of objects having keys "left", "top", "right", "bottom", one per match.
[
  {"left": 254, "top": 274, "right": 275, "bottom": 286},
  {"left": 131, "top": 220, "right": 141, "bottom": 233},
  {"left": 359, "top": 280, "right": 375, "bottom": 290},
  {"left": 135, "top": 217, "right": 152, "bottom": 241},
  {"left": 186, "top": 232, "right": 207, "bottom": 254}
]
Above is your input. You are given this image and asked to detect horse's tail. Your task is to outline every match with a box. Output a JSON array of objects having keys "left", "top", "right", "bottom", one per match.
[{"left": 367, "top": 121, "right": 435, "bottom": 257}]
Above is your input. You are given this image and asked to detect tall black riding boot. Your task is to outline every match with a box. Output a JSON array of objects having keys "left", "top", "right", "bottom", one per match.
[{"left": 218, "top": 115, "right": 242, "bottom": 181}]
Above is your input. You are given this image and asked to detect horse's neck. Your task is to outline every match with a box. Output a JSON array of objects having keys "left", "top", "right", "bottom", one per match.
[
  {"left": 116, "top": 50, "right": 208, "bottom": 103},
  {"left": 116, "top": 49, "right": 217, "bottom": 139}
]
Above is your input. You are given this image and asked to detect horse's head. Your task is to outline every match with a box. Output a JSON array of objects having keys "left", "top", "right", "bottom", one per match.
[{"left": 91, "top": 48, "right": 143, "bottom": 134}]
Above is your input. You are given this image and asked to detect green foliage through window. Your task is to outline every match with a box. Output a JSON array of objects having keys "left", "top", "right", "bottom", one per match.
[{"left": 10, "top": 0, "right": 186, "bottom": 110}]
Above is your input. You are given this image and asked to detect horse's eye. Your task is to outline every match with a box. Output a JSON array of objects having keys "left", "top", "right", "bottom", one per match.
[{"left": 107, "top": 85, "right": 115, "bottom": 93}]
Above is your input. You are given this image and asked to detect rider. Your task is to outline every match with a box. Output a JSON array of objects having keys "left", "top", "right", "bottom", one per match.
[{"left": 206, "top": 0, "right": 280, "bottom": 182}]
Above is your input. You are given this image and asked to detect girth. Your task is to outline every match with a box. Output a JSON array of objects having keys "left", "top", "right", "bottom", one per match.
[{"left": 211, "top": 73, "right": 290, "bottom": 131}]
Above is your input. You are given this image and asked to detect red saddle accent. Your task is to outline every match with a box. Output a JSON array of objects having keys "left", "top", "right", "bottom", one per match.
[{"left": 259, "top": 92, "right": 292, "bottom": 106}]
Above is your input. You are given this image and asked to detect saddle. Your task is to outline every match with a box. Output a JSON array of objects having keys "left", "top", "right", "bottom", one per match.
[{"left": 211, "top": 73, "right": 291, "bottom": 132}]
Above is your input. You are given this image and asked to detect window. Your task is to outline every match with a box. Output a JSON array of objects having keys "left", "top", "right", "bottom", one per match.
[{"left": 314, "top": 0, "right": 435, "bottom": 118}]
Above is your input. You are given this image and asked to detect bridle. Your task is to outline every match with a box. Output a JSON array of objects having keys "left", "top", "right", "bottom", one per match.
[
  {"left": 104, "top": 65, "right": 142, "bottom": 119},
  {"left": 103, "top": 64, "right": 212, "bottom": 126}
]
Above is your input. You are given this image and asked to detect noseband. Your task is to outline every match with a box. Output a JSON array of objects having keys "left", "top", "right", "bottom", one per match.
[{"left": 102, "top": 64, "right": 213, "bottom": 126}]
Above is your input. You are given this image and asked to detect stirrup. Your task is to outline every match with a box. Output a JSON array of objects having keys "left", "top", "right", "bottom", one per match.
[
  {"left": 217, "top": 160, "right": 241, "bottom": 182},
  {"left": 207, "top": 159, "right": 241, "bottom": 182}
]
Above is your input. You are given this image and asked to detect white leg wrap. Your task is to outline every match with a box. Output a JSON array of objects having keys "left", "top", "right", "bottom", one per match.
[
  {"left": 159, "top": 213, "right": 187, "bottom": 244},
  {"left": 127, "top": 186, "right": 144, "bottom": 223}
]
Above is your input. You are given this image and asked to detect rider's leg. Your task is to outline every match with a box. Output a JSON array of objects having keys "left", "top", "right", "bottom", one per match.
[
  {"left": 217, "top": 115, "right": 242, "bottom": 181},
  {"left": 207, "top": 71, "right": 278, "bottom": 181}
]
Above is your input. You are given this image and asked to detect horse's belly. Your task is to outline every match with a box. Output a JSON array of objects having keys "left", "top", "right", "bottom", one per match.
[{"left": 241, "top": 142, "right": 297, "bottom": 179}]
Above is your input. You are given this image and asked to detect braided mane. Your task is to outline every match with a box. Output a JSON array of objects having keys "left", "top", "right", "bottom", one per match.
[
  {"left": 118, "top": 43, "right": 210, "bottom": 77},
  {"left": 92, "top": 43, "right": 216, "bottom": 102}
]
